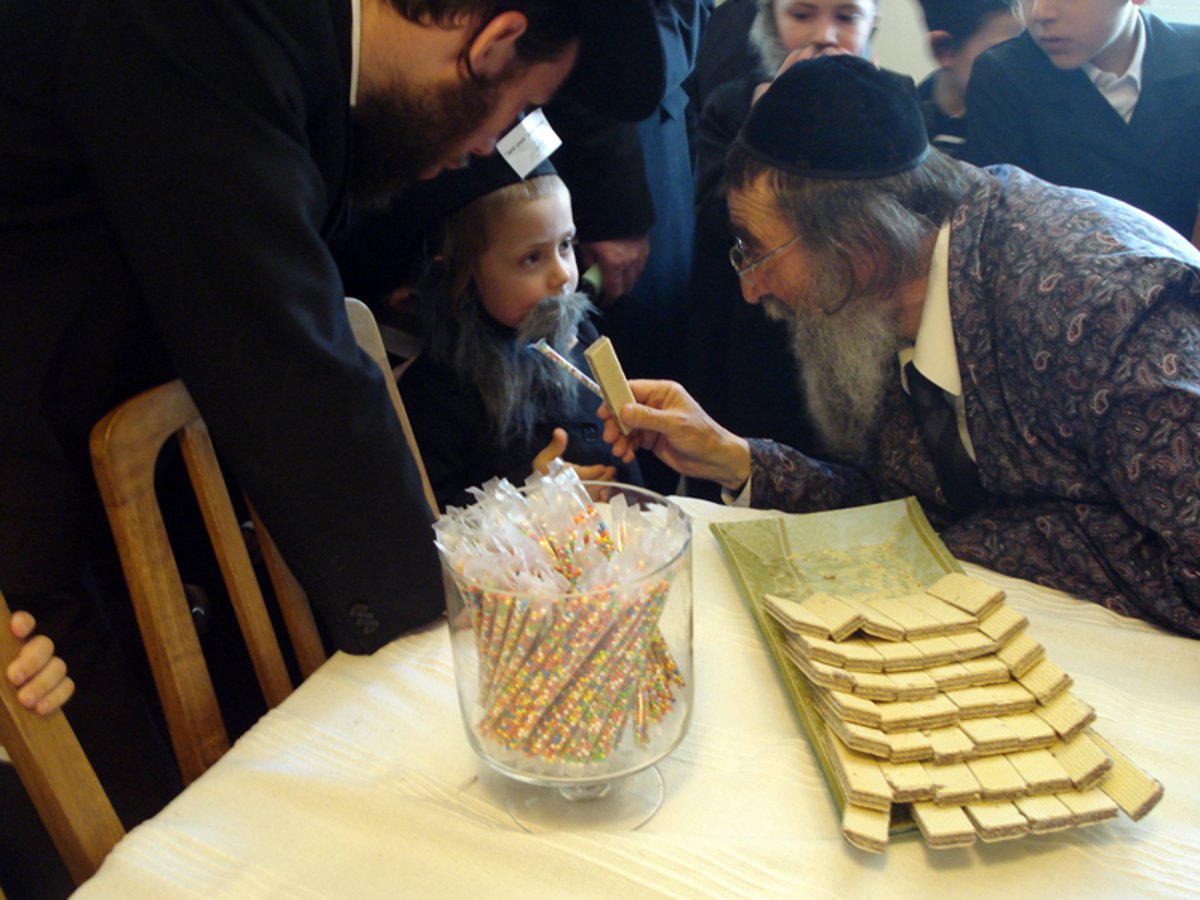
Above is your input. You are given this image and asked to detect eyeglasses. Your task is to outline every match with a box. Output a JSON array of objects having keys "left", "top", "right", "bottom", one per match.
[{"left": 728, "top": 235, "right": 800, "bottom": 287}]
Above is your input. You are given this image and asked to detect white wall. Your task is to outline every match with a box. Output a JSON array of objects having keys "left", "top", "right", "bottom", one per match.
[{"left": 869, "top": 0, "right": 1200, "bottom": 83}]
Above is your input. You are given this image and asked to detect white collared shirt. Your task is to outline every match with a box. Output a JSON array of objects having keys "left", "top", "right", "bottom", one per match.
[
  {"left": 350, "top": 0, "right": 362, "bottom": 106},
  {"left": 1083, "top": 13, "right": 1145, "bottom": 123},
  {"left": 899, "top": 223, "right": 976, "bottom": 461}
]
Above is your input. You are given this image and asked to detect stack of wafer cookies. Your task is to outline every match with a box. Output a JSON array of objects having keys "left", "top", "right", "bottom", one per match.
[{"left": 764, "top": 573, "right": 1163, "bottom": 852}]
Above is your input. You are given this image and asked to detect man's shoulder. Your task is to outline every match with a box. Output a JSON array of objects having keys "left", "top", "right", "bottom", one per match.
[{"left": 973, "top": 31, "right": 1047, "bottom": 80}]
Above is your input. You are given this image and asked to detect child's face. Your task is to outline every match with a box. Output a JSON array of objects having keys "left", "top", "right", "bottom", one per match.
[
  {"left": 475, "top": 181, "right": 579, "bottom": 329},
  {"left": 772, "top": 1, "right": 878, "bottom": 58},
  {"left": 1017, "top": 0, "right": 1142, "bottom": 72}
]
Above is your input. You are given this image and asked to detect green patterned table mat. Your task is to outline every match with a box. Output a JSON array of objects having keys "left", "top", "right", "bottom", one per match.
[{"left": 711, "top": 498, "right": 962, "bottom": 836}]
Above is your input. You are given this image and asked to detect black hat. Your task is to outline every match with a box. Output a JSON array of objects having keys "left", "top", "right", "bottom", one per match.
[
  {"left": 418, "top": 153, "right": 559, "bottom": 227},
  {"left": 735, "top": 56, "right": 929, "bottom": 180},
  {"left": 917, "top": 0, "right": 1014, "bottom": 38},
  {"left": 564, "top": 0, "right": 665, "bottom": 122}
]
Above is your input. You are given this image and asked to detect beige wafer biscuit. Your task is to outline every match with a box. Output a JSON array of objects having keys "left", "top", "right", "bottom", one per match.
[
  {"left": 864, "top": 638, "right": 928, "bottom": 672},
  {"left": 964, "top": 800, "right": 1031, "bottom": 842},
  {"left": 1006, "top": 749, "right": 1073, "bottom": 794},
  {"left": 1015, "top": 793, "right": 1075, "bottom": 833},
  {"left": 999, "top": 712, "right": 1059, "bottom": 750},
  {"left": 782, "top": 642, "right": 857, "bottom": 692},
  {"left": 958, "top": 656, "right": 1011, "bottom": 686},
  {"left": 877, "top": 695, "right": 959, "bottom": 732},
  {"left": 925, "top": 573, "right": 1004, "bottom": 617},
  {"left": 800, "top": 591, "right": 865, "bottom": 641},
  {"left": 1034, "top": 690, "right": 1095, "bottom": 740},
  {"left": 1090, "top": 732, "right": 1164, "bottom": 821},
  {"left": 906, "top": 635, "right": 961, "bottom": 667},
  {"left": 791, "top": 632, "right": 886, "bottom": 672},
  {"left": 945, "top": 630, "right": 1001, "bottom": 661},
  {"left": 928, "top": 760, "right": 982, "bottom": 805},
  {"left": 842, "top": 803, "right": 891, "bottom": 853},
  {"left": 996, "top": 631, "right": 1044, "bottom": 676},
  {"left": 879, "top": 760, "right": 936, "bottom": 802},
  {"left": 824, "top": 727, "right": 893, "bottom": 812},
  {"left": 763, "top": 593, "right": 830, "bottom": 639},
  {"left": 844, "top": 670, "right": 903, "bottom": 701},
  {"left": 818, "top": 704, "right": 892, "bottom": 759},
  {"left": 1017, "top": 657, "right": 1072, "bottom": 703},
  {"left": 966, "top": 754, "right": 1027, "bottom": 800},
  {"left": 883, "top": 729, "right": 935, "bottom": 763},
  {"left": 944, "top": 686, "right": 998, "bottom": 718},
  {"left": 866, "top": 596, "right": 945, "bottom": 638},
  {"left": 960, "top": 717, "right": 1021, "bottom": 756},
  {"left": 924, "top": 661, "right": 977, "bottom": 691},
  {"left": 983, "top": 681, "right": 1038, "bottom": 715},
  {"left": 911, "top": 801, "right": 977, "bottom": 848},
  {"left": 1050, "top": 731, "right": 1113, "bottom": 790},
  {"left": 815, "top": 685, "right": 882, "bottom": 728},
  {"left": 884, "top": 670, "right": 941, "bottom": 700},
  {"left": 1056, "top": 786, "right": 1120, "bottom": 825},
  {"left": 978, "top": 604, "right": 1028, "bottom": 644},
  {"left": 838, "top": 595, "right": 905, "bottom": 641},
  {"left": 902, "top": 593, "right": 979, "bottom": 631},
  {"left": 926, "top": 726, "right": 976, "bottom": 764},
  {"left": 583, "top": 336, "right": 635, "bottom": 435}
]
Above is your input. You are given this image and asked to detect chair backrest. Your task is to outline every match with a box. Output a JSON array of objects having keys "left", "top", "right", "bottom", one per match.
[
  {"left": 0, "top": 590, "right": 125, "bottom": 885},
  {"left": 89, "top": 377, "right": 323, "bottom": 784},
  {"left": 344, "top": 297, "right": 438, "bottom": 518}
]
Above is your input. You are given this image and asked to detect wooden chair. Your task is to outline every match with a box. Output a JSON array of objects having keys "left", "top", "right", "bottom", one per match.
[
  {"left": 89, "top": 377, "right": 324, "bottom": 784},
  {"left": 0, "top": 590, "right": 125, "bottom": 885},
  {"left": 88, "top": 299, "right": 433, "bottom": 784},
  {"left": 344, "top": 296, "right": 437, "bottom": 518}
]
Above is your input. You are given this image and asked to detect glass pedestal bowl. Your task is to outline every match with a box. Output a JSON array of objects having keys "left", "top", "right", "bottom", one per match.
[{"left": 440, "top": 482, "right": 693, "bottom": 832}]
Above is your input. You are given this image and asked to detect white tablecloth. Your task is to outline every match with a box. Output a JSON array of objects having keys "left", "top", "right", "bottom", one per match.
[{"left": 77, "top": 499, "right": 1200, "bottom": 899}]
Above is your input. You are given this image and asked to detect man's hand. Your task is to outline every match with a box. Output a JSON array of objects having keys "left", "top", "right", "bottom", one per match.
[
  {"left": 598, "top": 379, "right": 751, "bottom": 491},
  {"left": 578, "top": 236, "right": 651, "bottom": 305},
  {"left": 7, "top": 612, "right": 75, "bottom": 717},
  {"left": 533, "top": 428, "right": 617, "bottom": 483}
]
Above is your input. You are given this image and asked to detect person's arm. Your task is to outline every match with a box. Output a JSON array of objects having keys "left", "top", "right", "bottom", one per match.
[
  {"left": 64, "top": 0, "right": 443, "bottom": 653},
  {"left": 964, "top": 48, "right": 1038, "bottom": 170},
  {"left": 599, "top": 379, "right": 875, "bottom": 511},
  {"left": 6, "top": 613, "right": 75, "bottom": 717}
]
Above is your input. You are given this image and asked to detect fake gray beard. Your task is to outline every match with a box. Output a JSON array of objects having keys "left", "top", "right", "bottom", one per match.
[
  {"left": 431, "top": 291, "right": 597, "bottom": 446},
  {"left": 762, "top": 293, "right": 902, "bottom": 464}
]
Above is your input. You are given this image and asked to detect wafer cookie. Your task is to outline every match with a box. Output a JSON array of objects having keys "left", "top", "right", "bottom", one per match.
[
  {"left": 1090, "top": 733, "right": 1164, "bottom": 820},
  {"left": 911, "top": 801, "right": 976, "bottom": 848},
  {"left": 1056, "top": 786, "right": 1119, "bottom": 825},
  {"left": 880, "top": 760, "right": 936, "bottom": 802},
  {"left": 1049, "top": 731, "right": 1112, "bottom": 790},
  {"left": 842, "top": 803, "right": 891, "bottom": 853},
  {"left": 978, "top": 604, "right": 1027, "bottom": 644},
  {"left": 926, "top": 726, "right": 975, "bottom": 764},
  {"left": 1006, "top": 749, "right": 1072, "bottom": 794},
  {"left": 964, "top": 799, "right": 1030, "bottom": 842},
  {"left": 866, "top": 596, "right": 945, "bottom": 638},
  {"left": 996, "top": 632, "right": 1044, "bottom": 676},
  {"left": 763, "top": 593, "right": 830, "bottom": 639},
  {"left": 928, "top": 760, "right": 982, "bottom": 804},
  {"left": 1015, "top": 793, "right": 1074, "bottom": 833},
  {"left": 1017, "top": 657, "right": 1071, "bottom": 703},
  {"left": 837, "top": 595, "right": 905, "bottom": 641},
  {"left": 966, "top": 753, "right": 1027, "bottom": 800},
  {"left": 1034, "top": 690, "right": 1095, "bottom": 740},
  {"left": 925, "top": 573, "right": 1004, "bottom": 617},
  {"left": 824, "top": 727, "right": 892, "bottom": 812}
]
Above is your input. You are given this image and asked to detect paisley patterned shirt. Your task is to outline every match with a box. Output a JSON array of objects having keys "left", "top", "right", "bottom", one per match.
[{"left": 748, "top": 165, "right": 1200, "bottom": 637}]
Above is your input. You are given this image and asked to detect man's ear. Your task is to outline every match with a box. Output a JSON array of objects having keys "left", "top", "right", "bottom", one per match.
[
  {"left": 928, "top": 30, "right": 958, "bottom": 67},
  {"left": 467, "top": 11, "right": 528, "bottom": 79}
]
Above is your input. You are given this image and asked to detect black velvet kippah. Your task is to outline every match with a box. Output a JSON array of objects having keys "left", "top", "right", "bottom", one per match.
[
  {"left": 420, "top": 154, "right": 558, "bottom": 224},
  {"left": 736, "top": 56, "right": 930, "bottom": 180}
]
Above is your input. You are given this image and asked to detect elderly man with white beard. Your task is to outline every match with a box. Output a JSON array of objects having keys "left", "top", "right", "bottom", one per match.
[{"left": 601, "top": 55, "right": 1200, "bottom": 639}]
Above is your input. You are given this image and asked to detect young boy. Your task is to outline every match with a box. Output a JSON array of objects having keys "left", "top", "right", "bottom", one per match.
[
  {"left": 398, "top": 155, "right": 642, "bottom": 511},
  {"left": 967, "top": 0, "right": 1200, "bottom": 245},
  {"left": 916, "top": 0, "right": 1023, "bottom": 158}
]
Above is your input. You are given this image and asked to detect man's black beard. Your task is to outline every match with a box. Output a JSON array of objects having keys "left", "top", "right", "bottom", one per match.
[
  {"left": 761, "top": 283, "right": 902, "bottom": 464},
  {"left": 349, "top": 75, "right": 495, "bottom": 208},
  {"left": 421, "top": 288, "right": 597, "bottom": 446}
]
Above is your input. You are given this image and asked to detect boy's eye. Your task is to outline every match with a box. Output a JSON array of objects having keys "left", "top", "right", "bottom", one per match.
[
  {"left": 521, "top": 250, "right": 541, "bottom": 266},
  {"left": 559, "top": 236, "right": 577, "bottom": 253}
]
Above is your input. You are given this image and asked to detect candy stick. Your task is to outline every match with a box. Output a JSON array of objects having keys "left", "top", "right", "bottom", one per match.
[{"left": 528, "top": 339, "right": 602, "bottom": 398}]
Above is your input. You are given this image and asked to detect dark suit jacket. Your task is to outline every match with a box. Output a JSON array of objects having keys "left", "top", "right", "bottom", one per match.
[
  {"left": 747, "top": 165, "right": 1200, "bottom": 637},
  {"left": 967, "top": 12, "right": 1200, "bottom": 237},
  {"left": 0, "top": 0, "right": 443, "bottom": 652}
]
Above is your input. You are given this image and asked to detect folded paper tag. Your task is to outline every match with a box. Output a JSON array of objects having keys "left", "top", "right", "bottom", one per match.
[{"left": 498, "top": 108, "right": 561, "bottom": 178}]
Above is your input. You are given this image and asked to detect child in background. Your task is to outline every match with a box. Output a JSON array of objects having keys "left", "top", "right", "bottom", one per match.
[
  {"left": 916, "top": 0, "right": 1023, "bottom": 158},
  {"left": 967, "top": 0, "right": 1200, "bottom": 246},
  {"left": 399, "top": 156, "right": 642, "bottom": 511}
]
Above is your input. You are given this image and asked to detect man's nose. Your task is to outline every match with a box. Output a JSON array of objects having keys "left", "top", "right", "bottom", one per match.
[{"left": 739, "top": 277, "right": 768, "bottom": 305}]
